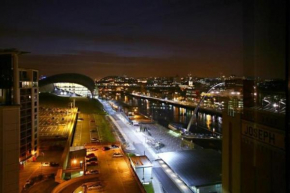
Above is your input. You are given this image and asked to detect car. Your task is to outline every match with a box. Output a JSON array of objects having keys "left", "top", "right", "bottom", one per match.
[
  {"left": 91, "top": 137, "right": 99, "bottom": 142},
  {"left": 88, "top": 184, "right": 102, "bottom": 190},
  {"left": 102, "top": 146, "right": 110, "bottom": 151},
  {"left": 86, "top": 153, "right": 96, "bottom": 158},
  {"left": 86, "top": 157, "right": 98, "bottom": 162},
  {"left": 23, "top": 182, "right": 33, "bottom": 190},
  {"left": 24, "top": 179, "right": 33, "bottom": 186},
  {"left": 64, "top": 173, "right": 71, "bottom": 180},
  {"left": 87, "top": 148, "right": 98, "bottom": 152},
  {"left": 86, "top": 161, "right": 98, "bottom": 166},
  {"left": 85, "top": 169, "right": 99, "bottom": 175},
  {"left": 90, "top": 129, "right": 97, "bottom": 132},
  {"left": 50, "top": 162, "right": 59, "bottom": 167},
  {"left": 91, "top": 139, "right": 100, "bottom": 143},
  {"left": 78, "top": 118, "right": 84, "bottom": 121},
  {"left": 111, "top": 144, "right": 119, "bottom": 149},
  {"left": 41, "top": 162, "right": 50, "bottom": 166},
  {"left": 113, "top": 152, "right": 123, "bottom": 157},
  {"left": 90, "top": 120, "right": 95, "bottom": 122}
]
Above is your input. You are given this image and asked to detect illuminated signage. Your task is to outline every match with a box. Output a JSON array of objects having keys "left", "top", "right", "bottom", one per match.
[{"left": 242, "top": 121, "right": 285, "bottom": 150}]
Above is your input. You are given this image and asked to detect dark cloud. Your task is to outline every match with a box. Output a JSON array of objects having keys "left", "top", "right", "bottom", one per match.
[{"left": 1, "top": 0, "right": 244, "bottom": 78}]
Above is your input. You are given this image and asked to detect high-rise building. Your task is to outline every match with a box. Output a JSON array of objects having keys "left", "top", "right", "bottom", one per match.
[
  {"left": 0, "top": 49, "right": 39, "bottom": 193},
  {"left": 18, "top": 68, "right": 39, "bottom": 163}
]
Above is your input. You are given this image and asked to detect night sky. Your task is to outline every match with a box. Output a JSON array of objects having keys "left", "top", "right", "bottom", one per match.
[{"left": 1, "top": 0, "right": 244, "bottom": 79}]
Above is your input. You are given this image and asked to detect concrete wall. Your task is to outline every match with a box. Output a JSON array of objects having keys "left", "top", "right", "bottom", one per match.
[{"left": 55, "top": 108, "right": 78, "bottom": 183}]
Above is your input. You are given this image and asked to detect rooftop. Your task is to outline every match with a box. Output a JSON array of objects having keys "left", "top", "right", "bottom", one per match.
[
  {"left": 159, "top": 149, "right": 221, "bottom": 188},
  {"left": 130, "top": 155, "right": 152, "bottom": 168}
]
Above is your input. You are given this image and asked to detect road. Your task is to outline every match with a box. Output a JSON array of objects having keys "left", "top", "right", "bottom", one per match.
[
  {"left": 99, "top": 99, "right": 193, "bottom": 193},
  {"left": 72, "top": 112, "right": 92, "bottom": 146}
]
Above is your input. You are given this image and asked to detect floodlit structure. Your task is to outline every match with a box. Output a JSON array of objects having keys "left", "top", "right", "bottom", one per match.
[{"left": 39, "top": 73, "right": 96, "bottom": 98}]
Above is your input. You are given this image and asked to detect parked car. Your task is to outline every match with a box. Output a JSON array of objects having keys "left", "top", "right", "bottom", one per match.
[
  {"left": 23, "top": 180, "right": 34, "bottom": 190},
  {"left": 85, "top": 170, "right": 99, "bottom": 175},
  {"left": 88, "top": 184, "right": 102, "bottom": 190},
  {"left": 86, "top": 153, "right": 95, "bottom": 158},
  {"left": 102, "top": 146, "right": 110, "bottom": 151},
  {"left": 90, "top": 129, "right": 97, "bottom": 132},
  {"left": 113, "top": 152, "right": 123, "bottom": 157},
  {"left": 64, "top": 173, "right": 71, "bottom": 180},
  {"left": 91, "top": 138, "right": 100, "bottom": 142},
  {"left": 111, "top": 144, "right": 119, "bottom": 149},
  {"left": 41, "top": 162, "right": 50, "bottom": 166},
  {"left": 87, "top": 148, "right": 98, "bottom": 152},
  {"left": 50, "top": 162, "right": 59, "bottom": 167},
  {"left": 86, "top": 161, "right": 98, "bottom": 166},
  {"left": 86, "top": 157, "right": 98, "bottom": 162}
]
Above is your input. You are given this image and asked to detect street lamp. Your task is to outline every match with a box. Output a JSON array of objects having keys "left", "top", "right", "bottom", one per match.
[{"left": 72, "top": 159, "right": 78, "bottom": 168}]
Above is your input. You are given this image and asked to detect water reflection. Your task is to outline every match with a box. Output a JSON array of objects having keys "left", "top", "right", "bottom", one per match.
[{"left": 117, "top": 94, "right": 222, "bottom": 134}]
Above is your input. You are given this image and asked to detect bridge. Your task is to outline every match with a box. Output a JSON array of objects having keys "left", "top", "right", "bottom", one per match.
[{"left": 128, "top": 93, "right": 222, "bottom": 116}]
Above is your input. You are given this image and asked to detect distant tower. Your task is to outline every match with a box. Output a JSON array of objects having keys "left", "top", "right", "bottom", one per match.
[{"left": 188, "top": 74, "right": 193, "bottom": 87}]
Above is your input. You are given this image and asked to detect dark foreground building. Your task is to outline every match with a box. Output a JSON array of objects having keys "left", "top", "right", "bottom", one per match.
[{"left": 222, "top": 0, "right": 288, "bottom": 192}]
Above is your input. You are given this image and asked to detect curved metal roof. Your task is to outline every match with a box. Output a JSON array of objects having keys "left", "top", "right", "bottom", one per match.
[{"left": 39, "top": 73, "right": 95, "bottom": 93}]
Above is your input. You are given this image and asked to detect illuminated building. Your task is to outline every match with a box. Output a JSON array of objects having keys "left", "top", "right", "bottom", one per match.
[
  {"left": 18, "top": 68, "right": 39, "bottom": 162},
  {"left": 39, "top": 73, "right": 96, "bottom": 98}
]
